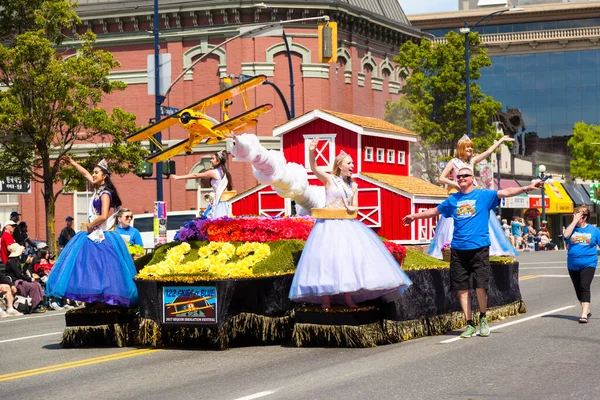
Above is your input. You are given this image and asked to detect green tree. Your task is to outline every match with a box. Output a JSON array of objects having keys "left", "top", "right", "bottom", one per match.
[
  {"left": 0, "top": 1, "right": 146, "bottom": 253},
  {"left": 568, "top": 122, "right": 600, "bottom": 180},
  {"left": 387, "top": 31, "right": 502, "bottom": 183}
]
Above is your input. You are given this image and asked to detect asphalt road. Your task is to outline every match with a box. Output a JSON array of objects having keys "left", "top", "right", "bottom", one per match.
[{"left": 1, "top": 250, "right": 599, "bottom": 400}]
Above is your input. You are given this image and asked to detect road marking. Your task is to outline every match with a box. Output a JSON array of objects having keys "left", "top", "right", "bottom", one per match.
[
  {"left": 0, "top": 311, "right": 66, "bottom": 324},
  {"left": 520, "top": 267, "right": 566, "bottom": 270},
  {"left": 233, "top": 391, "right": 277, "bottom": 400},
  {"left": 440, "top": 305, "right": 576, "bottom": 344},
  {"left": 519, "top": 275, "right": 540, "bottom": 281},
  {"left": 535, "top": 274, "right": 600, "bottom": 278},
  {"left": 519, "top": 262, "right": 567, "bottom": 265},
  {"left": 0, "top": 348, "right": 162, "bottom": 382},
  {"left": 0, "top": 332, "right": 63, "bottom": 344}
]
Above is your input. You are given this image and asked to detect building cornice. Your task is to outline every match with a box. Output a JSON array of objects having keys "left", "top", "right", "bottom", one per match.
[
  {"left": 433, "top": 26, "right": 600, "bottom": 56},
  {"left": 71, "top": 2, "right": 429, "bottom": 50},
  {"left": 409, "top": 3, "right": 600, "bottom": 30}
]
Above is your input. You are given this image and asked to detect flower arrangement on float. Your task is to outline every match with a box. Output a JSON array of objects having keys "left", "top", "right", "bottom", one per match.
[{"left": 136, "top": 215, "right": 410, "bottom": 283}]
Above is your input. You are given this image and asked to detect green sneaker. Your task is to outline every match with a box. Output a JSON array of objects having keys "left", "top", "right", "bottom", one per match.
[
  {"left": 480, "top": 317, "right": 490, "bottom": 337},
  {"left": 460, "top": 324, "right": 477, "bottom": 338}
]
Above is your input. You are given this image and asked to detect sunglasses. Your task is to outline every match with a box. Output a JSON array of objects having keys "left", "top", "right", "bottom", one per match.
[
  {"left": 456, "top": 174, "right": 473, "bottom": 180},
  {"left": 123, "top": 215, "right": 133, "bottom": 220}
]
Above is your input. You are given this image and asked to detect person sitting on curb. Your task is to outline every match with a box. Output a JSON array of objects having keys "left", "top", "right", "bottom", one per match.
[
  {"left": 0, "top": 280, "right": 23, "bottom": 317},
  {"left": 403, "top": 166, "right": 544, "bottom": 338}
]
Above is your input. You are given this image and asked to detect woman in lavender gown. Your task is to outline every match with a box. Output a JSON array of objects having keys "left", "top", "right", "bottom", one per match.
[
  {"left": 46, "top": 157, "right": 138, "bottom": 307},
  {"left": 289, "top": 138, "right": 412, "bottom": 308}
]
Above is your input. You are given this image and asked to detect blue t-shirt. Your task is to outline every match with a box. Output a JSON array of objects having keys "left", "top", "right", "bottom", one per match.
[
  {"left": 566, "top": 224, "right": 600, "bottom": 271},
  {"left": 510, "top": 221, "right": 523, "bottom": 236},
  {"left": 115, "top": 225, "right": 143, "bottom": 246},
  {"left": 438, "top": 188, "right": 499, "bottom": 251}
]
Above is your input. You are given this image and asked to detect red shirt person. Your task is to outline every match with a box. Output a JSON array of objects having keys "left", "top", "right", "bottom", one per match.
[{"left": 0, "top": 220, "right": 16, "bottom": 264}]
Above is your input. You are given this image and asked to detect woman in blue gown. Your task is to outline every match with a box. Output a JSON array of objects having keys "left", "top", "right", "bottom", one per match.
[
  {"left": 289, "top": 138, "right": 412, "bottom": 308},
  {"left": 46, "top": 157, "right": 138, "bottom": 307},
  {"left": 171, "top": 150, "right": 232, "bottom": 218},
  {"left": 428, "top": 134, "right": 518, "bottom": 259}
]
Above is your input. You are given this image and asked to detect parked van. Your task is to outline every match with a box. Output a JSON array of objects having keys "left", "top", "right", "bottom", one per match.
[{"left": 131, "top": 210, "right": 199, "bottom": 249}]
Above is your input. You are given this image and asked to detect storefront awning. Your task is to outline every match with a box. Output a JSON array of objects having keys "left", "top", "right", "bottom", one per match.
[
  {"left": 542, "top": 182, "right": 574, "bottom": 214},
  {"left": 516, "top": 179, "right": 542, "bottom": 196},
  {"left": 495, "top": 179, "right": 528, "bottom": 208},
  {"left": 563, "top": 183, "right": 593, "bottom": 206},
  {"left": 492, "top": 179, "right": 520, "bottom": 190}
]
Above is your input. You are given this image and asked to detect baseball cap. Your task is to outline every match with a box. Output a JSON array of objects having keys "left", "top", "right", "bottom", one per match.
[
  {"left": 66, "top": 216, "right": 74, "bottom": 221},
  {"left": 4, "top": 220, "right": 16, "bottom": 227},
  {"left": 10, "top": 211, "right": 21, "bottom": 218}
]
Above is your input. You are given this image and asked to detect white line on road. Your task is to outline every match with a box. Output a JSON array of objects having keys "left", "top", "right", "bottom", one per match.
[
  {"left": 0, "top": 311, "right": 66, "bottom": 324},
  {"left": 233, "top": 391, "right": 277, "bottom": 400},
  {"left": 0, "top": 332, "right": 63, "bottom": 344},
  {"left": 520, "top": 267, "right": 566, "bottom": 270},
  {"left": 519, "top": 262, "right": 568, "bottom": 265},
  {"left": 440, "top": 305, "right": 576, "bottom": 344},
  {"left": 534, "top": 274, "right": 600, "bottom": 278}
]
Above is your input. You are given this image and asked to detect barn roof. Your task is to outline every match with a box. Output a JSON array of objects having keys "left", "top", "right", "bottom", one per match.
[
  {"left": 361, "top": 172, "right": 448, "bottom": 198},
  {"left": 273, "top": 109, "right": 417, "bottom": 142}
]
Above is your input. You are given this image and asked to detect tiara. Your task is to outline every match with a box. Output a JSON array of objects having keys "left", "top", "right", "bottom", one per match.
[
  {"left": 458, "top": 134, "right": 471, "bottom": 144},
  {"left": 97, "top": 159, "right": 111, "bottom": 174}
]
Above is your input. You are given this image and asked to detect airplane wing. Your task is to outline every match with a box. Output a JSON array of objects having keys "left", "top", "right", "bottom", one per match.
[
  {"left": 212, "top": 104, "right": 273, "bottom": 132},
  {"left": 186, "top": 75, "right": 267, "bottom": 112},
  {"left": 145, "top": 138, "right": 191, "bottom": 163},
  {"left": 125, "top": 116, "right": 180, "bottom": 143}
]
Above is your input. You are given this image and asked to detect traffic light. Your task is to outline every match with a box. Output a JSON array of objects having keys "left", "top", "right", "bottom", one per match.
[
  {"left": 220, "top": 76, "right": 234, "bottom": 117},
  {"left": 162, "top": 159, "right": 176, "bottom": 177},
  {"left": 135, "top": 161, "right": 153, "bottom": 178},
  {"left": 318, "top": 22, "right": 337, "bottom": 63}
]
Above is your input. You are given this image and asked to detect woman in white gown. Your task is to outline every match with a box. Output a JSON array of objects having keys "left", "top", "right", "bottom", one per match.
[
  {"left": 172, "top": 150, "right": 232, "bottom": 218},
  {"left": 289, "top": 138, "right": 412, "bottom": 308}
]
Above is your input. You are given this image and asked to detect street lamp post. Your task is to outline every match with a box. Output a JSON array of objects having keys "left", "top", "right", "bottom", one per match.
[
  {"left": 537, "top": 164, "right": 552, "bottom": 223},
  {"left": 461, "top": 6, "right": 523, "bottom": 137},
  {"left": 255, "top": 3, "right": 295, "bottom": 119},
  {"left": 497, "top": 151, "right": 502, "bottom": 215},
  {"left": 153, "top": 0, "right": 164, "bottom": 201}
]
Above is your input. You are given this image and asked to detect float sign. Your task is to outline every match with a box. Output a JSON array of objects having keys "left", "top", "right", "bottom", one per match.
[{"left": 162, "top": 286, "right": 217, "bottom": 325}]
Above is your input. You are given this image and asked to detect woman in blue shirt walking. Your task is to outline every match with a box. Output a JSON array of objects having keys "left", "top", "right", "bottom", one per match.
[{"left": 563, "top": 205, "right": 600, "bottom": 323}]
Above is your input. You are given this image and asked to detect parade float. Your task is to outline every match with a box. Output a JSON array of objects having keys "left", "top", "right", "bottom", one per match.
[{"left": 62, "top": 127, "right": 525, "bottom": 349}]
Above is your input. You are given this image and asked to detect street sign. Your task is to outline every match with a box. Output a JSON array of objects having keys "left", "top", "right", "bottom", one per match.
[
  {"left": 147, "top": 54, "right": 172, "bottom": 96},
  {"left": 0, "top": 175, "right": 31, "bottom": 194},
  {"left": 160, "top": 106, "right": 179, "bottom": 116}
]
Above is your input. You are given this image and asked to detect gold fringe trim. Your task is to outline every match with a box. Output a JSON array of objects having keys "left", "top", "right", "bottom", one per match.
[
  {"left": 383, "top": 300, "right": 527, "bottom": 342},
  {"left": 138, "top": 318, "right": 164, "bottom": 348},
  {"left": 61, "top": 322, "right": 138, "bottom": 348},
  {"left": 138, "top": 313, "right": 292, "bottom": 350},
  {"left": 290, "top": 321, "right": 386, "bottom": 348}
]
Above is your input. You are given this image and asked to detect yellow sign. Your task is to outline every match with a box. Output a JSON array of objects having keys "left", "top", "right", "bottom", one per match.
[{"left": 541, "top": 182, "right": 574, "bottom": 214}]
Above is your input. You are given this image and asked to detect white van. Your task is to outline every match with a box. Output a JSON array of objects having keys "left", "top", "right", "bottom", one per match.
[{"left": 131, "top": 210, "right": 199, "bottom": 249}]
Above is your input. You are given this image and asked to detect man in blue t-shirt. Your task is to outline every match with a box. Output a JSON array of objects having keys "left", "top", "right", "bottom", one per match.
[
  {"left": 403, "top": 166, "right": 544, "bottom": 338},
  {"left": 510, "top": 216, "right": 524, "bottom": 250}
]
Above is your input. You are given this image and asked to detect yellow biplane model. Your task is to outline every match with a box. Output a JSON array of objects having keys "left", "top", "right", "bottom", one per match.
[{"left": 126, "top": 74, "right": 272, "bottom": 163}]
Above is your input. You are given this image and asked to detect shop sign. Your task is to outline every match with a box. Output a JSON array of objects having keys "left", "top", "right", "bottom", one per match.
[
  {"left": 0, "top": 175, "right": 31, "bottom": 194},
  {"left": 525, "top": 208, "right": 540, "bottom": 219},
  {"left": 162, "top": 286, "right": 217, "bottom": 325},
  {"left": 503, "top": 196, "right": 528, "bottom": 209},
  {"left": 529, "top": 197, "right": 549, "bottom": 209}
]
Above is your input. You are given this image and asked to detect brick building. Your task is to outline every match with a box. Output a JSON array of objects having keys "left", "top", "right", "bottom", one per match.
[{"left": 4, "top": 0, "right": 430, "bottom": 241}]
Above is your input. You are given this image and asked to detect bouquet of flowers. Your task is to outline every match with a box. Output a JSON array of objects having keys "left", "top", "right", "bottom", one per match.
[
  {"left": 383, "top": 241, "right": 407, "bottom": 265},
  {"left": 174, "top": 216, "right": 315, "bottom": 243}
]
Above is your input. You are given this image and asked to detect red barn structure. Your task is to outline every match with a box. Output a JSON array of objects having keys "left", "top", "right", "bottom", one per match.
[{"left": 230, "top": 110, "right": 447, "bottom": 243}]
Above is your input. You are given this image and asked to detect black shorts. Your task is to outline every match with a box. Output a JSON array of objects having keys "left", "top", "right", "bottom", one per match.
[{"left": 450, "top": 247, "right": 491, "bottom": 290}]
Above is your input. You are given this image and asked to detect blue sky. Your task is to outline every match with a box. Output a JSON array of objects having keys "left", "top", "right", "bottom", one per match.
[{"left": 401, "top": 0, "right": 458, "bottom": 15}]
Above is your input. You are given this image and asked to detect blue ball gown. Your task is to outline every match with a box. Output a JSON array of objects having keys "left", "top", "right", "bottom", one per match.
[
  {"left": 46, "top": 187, "right": 139, "bottom": 307},
  {"left": 289, "top": 176, "right": 412, "bottom": 305}
]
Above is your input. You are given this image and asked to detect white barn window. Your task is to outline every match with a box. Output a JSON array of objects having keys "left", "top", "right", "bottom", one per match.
[
  {"left": 376, "top": 148, "right": 384, "bottom": 162},
  {"left": 397, "top": 150, "right": 406, "bottom": 165},
  {"left": 365, "top": 147, "right": 373, "bottom": 162}
]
